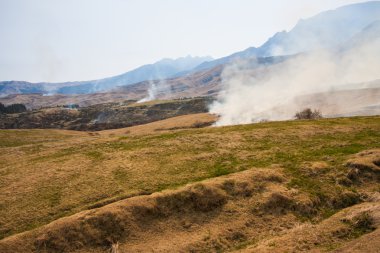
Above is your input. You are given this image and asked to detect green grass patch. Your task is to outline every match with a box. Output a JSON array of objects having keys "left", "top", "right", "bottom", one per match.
[
  {"left": 85, "top": 150, "right": 105, "bottom": 161},
  {"left": 210, "top": 156, "right": 239, "bottom": 177},
  {"left": 32, "top": 146, "right": 78, "bottom": 162},
  {"left": 113, "top": 167, "right": 129, "bottom": 183}
]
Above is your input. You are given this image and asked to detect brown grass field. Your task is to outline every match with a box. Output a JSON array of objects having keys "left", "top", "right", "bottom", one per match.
[{"left": 1, "top": 114, "right": 380, "bottom": 252}]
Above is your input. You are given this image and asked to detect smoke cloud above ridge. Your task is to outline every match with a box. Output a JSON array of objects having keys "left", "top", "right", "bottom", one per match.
[{"left": 210, "top": 27, "right": 380, "bottom": 126}]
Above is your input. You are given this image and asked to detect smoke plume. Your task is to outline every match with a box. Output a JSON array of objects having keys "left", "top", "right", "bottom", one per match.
[
  {"left": 138, "top": 80, "right": 172, "bottom": 103},
  {"left": 210, "top": 26, "right": 380, "bottom": 126}
]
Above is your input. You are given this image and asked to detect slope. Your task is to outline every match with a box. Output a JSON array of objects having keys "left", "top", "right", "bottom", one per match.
[{"left": 0, "top": 116, "right": 380, "bottom": 252}]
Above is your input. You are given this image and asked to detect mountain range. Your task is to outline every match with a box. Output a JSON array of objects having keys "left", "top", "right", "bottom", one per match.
[
  {"left": 0, "top": 56, "right": 212, "bottom": 96},
  {"left": 191, "top": 1, "right": 380, "bottom": 72},
  {"left": 1, "top": 1, "right": 380, "bottom": 98}
]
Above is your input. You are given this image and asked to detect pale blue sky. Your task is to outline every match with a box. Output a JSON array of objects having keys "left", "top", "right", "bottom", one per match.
[{"left": 0, "top": 0, "right": 370, "bottom": 82}]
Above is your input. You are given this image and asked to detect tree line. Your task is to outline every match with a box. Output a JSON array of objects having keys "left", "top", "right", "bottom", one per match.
[{"left": 0, "top": 103, "right": 27, "bottom": 114}]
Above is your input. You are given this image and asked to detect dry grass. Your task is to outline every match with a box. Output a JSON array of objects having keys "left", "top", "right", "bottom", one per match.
[
  {"left": 98, "top": 112, "right": 217, "bottom": 136},
  {"left": 125, "top": 99, "right": 179, "bottom": 108},
  {"left": 1, "top": 165, "right": 379, "bottom": 253},
  {"left": 241, "top": 201, "right": 380, "bottom": 253},
  {"left": 0, "top": 168, "right": 294, "bottom": 253},
  {"left": 0, "top": 115, "right": 380, "bottom": 252}
]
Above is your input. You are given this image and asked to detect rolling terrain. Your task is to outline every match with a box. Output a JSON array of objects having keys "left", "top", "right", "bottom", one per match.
[
  {"left": 1, "top": 115, "right": 380, "bottom": 252},
  {"left": 0, "top": 2, "right": 380, "bottom": 252},
  {"left": 0, "top": 98, "right": 213, "bottom": 131},
  {"left": 1, "top": 85, "right": 379, "bottom": 132}
]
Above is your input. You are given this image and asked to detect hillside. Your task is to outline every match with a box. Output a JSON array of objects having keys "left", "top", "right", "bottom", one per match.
[
  {"left": 1, "top": 85, "right": 379, "bottom": 127},
  {"left": 0, "top": 56, "right": 285, "bottom": 109},
  {"left": 1, "top": 84, "right": 380, "bottom": 133},
  {"left": 263, "top": 86, "right": 380, "bottom": 121},
  {"left": 0, "top": 115, "right": 380, "bottom": 252},
  {"left": 0, "top": 97, "right": 213, "bottom": 131}
]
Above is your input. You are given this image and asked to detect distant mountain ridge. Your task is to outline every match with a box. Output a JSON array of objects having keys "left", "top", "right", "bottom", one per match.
[
  {"left": 0, "top": 81, "right": 46, "bottom": 96},
  {"left": 1, "top": 1, "right": 380, "bottom": 96},
  {"left": 0, "top": 55, "right": 212, "bottom": 96},
  {"left": 192, "top": 1, "right": 380, "bottom": 71},
  {"left": 55, "top": 55, "right": 213, "bottom": 94},
  {"left": 340, "top": 19, "right": 380, "bottom": 51}
]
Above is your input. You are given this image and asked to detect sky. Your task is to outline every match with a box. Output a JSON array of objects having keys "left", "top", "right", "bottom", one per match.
[{"left": 0, "top": 0, "right": 372, "bottom": 83}]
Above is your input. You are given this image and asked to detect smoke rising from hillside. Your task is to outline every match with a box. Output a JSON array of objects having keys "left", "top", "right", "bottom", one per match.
[
  {"left": 138, "top": 81, "right": 158, "bottom": 103},
  {"left": 210, "top": 31, "right": 380, "bottom": 126},
  {"left": 138, "top": 80, "right": 172, "bottom": 103}
]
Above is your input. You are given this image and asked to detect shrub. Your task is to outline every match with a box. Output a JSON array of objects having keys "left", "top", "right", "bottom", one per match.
[
  {"left": 295, "top": 108, "right": 322, "bottom": 120},
  {"left": 351, "top": 212, "right": 375, "bottom": 233},
  {"left": 0, "top": 103, "right": 5, "bottom": 113}
]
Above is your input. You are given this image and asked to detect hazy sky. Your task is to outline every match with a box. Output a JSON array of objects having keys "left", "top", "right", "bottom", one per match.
[{"left": 0, "top": 0, "right": 371, "bottom": 82}]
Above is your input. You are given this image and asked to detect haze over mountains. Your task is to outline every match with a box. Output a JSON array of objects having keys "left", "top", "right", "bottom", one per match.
[
  {"left": 0, "top": 56, "right": 212, "bottom": 96},
  {"left": 1, "top": 1, "right": 380, "bottom": 114},
  {"left": 193, "top": 1, "right": 380, "bottom": 72}
]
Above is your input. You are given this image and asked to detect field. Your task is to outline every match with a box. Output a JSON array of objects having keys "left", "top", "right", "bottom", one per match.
[{"left": 1, "top": 114, "right": 380, "bottom": 252}]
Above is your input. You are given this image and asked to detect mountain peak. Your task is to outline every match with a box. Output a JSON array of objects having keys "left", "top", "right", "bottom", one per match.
[
  {"left": 155, "top": 55, "right": 213, "bottom": 65},
  {"left": 255, "top": 0, "right": 380, "bottom": 56}
]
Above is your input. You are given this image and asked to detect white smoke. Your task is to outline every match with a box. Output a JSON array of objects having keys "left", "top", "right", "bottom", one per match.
[
  {"left": 138, "top": 81, "right": 158, "bottom": 103},
  {"left": 210, "top": 30, "right": 380, "bottom": 126},
  {"left": 137, "top": 80, "right": 172, "bottom": 103}
]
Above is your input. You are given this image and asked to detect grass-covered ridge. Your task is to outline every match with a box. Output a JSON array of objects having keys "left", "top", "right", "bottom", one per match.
[{"left": 0, "top": 116, "right": 380, "bottom": 239}]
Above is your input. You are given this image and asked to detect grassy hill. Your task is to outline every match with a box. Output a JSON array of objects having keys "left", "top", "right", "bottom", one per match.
[{"left": 0, "top": 115, "right": 380, "bottom": 252}]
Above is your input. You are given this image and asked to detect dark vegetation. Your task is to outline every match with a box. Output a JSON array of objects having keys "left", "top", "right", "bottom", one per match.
[
  {"left": 62, "top": 104, "right": 79, "bottom": 109},
  {"left": 0, "top": 103, "right": 26, "bottom": 114},
  {"left": 295, "top": 108, "right": 322, "bottom": 120},
  {"left": 0, "top": 97, "right": 213, "bottom": 131}
]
